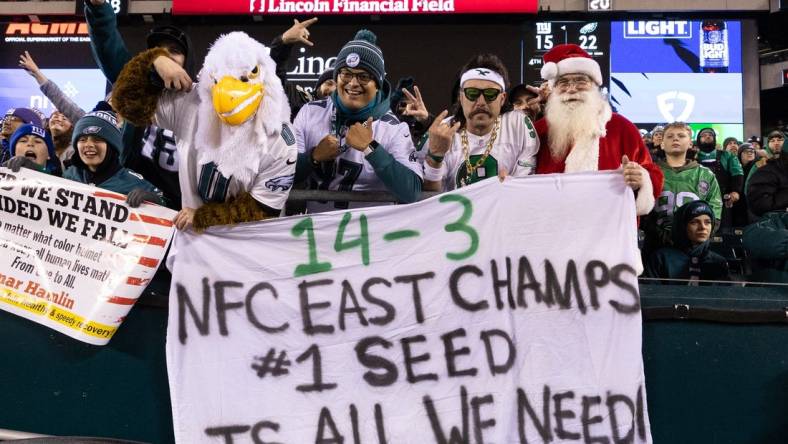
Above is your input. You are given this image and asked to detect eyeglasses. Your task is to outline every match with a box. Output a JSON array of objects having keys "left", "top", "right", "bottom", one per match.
[
  {"left": 462, "top": 87, "right": 502, "bottom": 102},
  {"left": 338, "top": 69, "right": 374, "bottom": 85},
  {"left": 554, "top": 75, "right": 592, "bottom": 90}
]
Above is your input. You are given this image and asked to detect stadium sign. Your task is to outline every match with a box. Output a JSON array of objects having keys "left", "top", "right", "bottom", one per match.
[{"left": 173, "top": 0, "right": 538, "bottom": 14}]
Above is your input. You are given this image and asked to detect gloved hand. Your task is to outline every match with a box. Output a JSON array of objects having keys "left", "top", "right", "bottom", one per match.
[
  {"left": 126, "top": 188, "right": 160, "bottom": 208},
  {"left": 4, "top": 156, "right": 40, "bottom": 172}
]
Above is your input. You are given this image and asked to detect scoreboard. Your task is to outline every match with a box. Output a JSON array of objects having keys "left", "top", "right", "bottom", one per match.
[{"left": 522, "top": 21, "right": 611, "bottom": 87}]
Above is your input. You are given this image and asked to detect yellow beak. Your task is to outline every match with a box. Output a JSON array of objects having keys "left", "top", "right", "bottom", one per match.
[{"left": 211, "top": 76, "right": 264, "bottom": 126}]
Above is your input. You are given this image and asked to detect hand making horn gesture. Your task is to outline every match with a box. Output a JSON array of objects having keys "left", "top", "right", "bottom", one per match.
[
  {"left": 426, "top": 110, "right": 461, "bottom": 162},
  {"left": 282, "top": 17, "right": 318, "bottom": 46}
]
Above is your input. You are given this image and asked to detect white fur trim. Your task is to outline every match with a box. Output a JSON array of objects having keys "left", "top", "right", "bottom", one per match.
[
  {"left": 554, "top": 57, "right": 603, "bottom": 85},
  {"left": 540, "top": 62, "right": 558, "bottom": 81},
  {"left": 634, "top": 164, "right": 655, "bottom": 215},
  {"left": 460, "top": 68, "right": 506, "bottom": 90}
]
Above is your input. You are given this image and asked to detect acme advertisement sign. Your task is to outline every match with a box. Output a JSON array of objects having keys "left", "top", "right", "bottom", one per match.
[{"left": 173, "top": 0, "right": 538, "bottom": 15}]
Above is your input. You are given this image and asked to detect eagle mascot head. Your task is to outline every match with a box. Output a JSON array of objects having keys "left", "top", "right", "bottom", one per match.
[{"left": 194, "top": 31, "right": 291, "bottom": 186}]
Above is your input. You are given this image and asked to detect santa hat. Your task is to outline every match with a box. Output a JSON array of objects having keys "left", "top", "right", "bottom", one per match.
[{"left": 540, "top": 44, "right": 603, "bottom": 86}]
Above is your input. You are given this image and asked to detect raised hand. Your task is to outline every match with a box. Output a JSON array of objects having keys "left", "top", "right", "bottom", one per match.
[
  {"left": 282, "top": 17, "right": 318, "bottom": 46},
  {"left": 426, "top": 110, "right": 460, "bottom": 158},
  {"left": 19, "top": 51, "right": 47, "bottom": 85},
  {"left": 153, "top": 55, "right": 192, "bottom": 91},
  {"left": 346, "top": 117, "right": 374, "bottom": 151},
  {"left": 401, "top": 85, "right": 429, "bottom": 122}
]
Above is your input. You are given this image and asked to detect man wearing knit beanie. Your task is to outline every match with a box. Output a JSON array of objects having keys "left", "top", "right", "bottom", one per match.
[
  {"left": 64, "top": 111, "right": 165, "bottom": 208},
  {"left": 293, "top": 29, "right": 423, "bottom": 212},
  {"left": 333, "top": 29, "right": 386, "bottom": 88},
  {"left": 694, "top": 127, "right": 743, "bottom": 228},
  {"left": 4, "top": 123, "right": 61, "bottom": 176}
]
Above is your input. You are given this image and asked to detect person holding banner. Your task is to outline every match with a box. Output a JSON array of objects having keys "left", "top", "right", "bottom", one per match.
[
  {"left": 421, "top": 53, "right": 539, "bottom": 191},
  {"left": 3, "top": 122, "right": 62, "bottom": 176},
  {"left": 533, "top": 44, "right": 663, "bottom": 216},
  {"left": 293, "top": 29, "right": 423, "bottom": 211},
  {"left": 64, "top": 111, "right": 166, "bottom": 208}
]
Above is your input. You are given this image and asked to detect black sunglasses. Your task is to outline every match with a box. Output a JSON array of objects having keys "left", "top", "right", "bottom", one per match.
[{"left": 463, "top": 87, "right": 502, "bottom": 102}]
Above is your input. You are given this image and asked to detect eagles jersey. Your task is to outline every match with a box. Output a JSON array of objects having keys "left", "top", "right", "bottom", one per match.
[
  {"left": 155, "top": 89, "right": 297, "bottom": 211},
  {"left": 294, "top": 98, "right": 423, "bottom": 213},
  {"left": 654, "top": 160, "right": 722, "bottom": 236},
  {"left": 436, "top": 110, "right": 539, "bottom": 190}
]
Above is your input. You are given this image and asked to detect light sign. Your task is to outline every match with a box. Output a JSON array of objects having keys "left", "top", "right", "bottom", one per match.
[{"left": 172, "top": 0, "right": 538, "bottom": 15}]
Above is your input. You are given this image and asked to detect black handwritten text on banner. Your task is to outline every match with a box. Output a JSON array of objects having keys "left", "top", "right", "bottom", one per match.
[{"left": 167, "top": 172, "right": 652, "bottom": 443}]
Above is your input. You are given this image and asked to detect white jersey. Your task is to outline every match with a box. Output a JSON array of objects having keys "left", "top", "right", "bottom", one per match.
[
  {"left": 294, "top": 98, "right": 422, "bottom": 213},
  {"left": 155, "top": 88, "right": 297, "bottom": 211},
  {"left": 436, "top": 110, "right": 539, "bottom": 190}
]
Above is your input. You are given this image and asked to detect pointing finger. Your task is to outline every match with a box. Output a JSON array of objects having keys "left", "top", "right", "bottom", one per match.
[{"left": 302, "top": 17, "right": 319, "bottom": 27}]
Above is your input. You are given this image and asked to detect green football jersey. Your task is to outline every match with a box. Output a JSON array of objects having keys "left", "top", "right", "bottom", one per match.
[
  {"left": 696, "top": 149, "right": 744, "bottom": 176},
  {"left": 654, "top": 161, "right": 723, "bottom": 237}
]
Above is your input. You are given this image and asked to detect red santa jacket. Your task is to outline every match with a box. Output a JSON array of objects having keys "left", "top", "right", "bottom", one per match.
[{"left": 534, "top": 113, "right": 664, "bottom": 208}]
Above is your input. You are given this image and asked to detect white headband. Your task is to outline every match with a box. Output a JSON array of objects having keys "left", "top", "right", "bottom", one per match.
[{"left": 460, "top": 68, "right": 506, "bottom": 91}]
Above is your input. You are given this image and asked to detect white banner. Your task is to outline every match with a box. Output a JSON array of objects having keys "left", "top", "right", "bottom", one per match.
[
  {"left": 167, "top": 172, "right": 652, "bottom": 443},
  {"left": 0, "top": 167, "right": 176, "bottom": 345}
]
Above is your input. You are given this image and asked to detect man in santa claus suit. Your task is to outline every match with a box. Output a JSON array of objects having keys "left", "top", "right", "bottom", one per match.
[{"left": 534, "top": 44, "right": 663, "bottom": 216}]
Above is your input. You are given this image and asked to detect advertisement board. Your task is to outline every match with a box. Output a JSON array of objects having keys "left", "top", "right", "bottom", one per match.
[
  {"left": 609, "top": 19, "right": 743, "bottom": 131},
  {"left": 173, "top": 0, "right": 538, "bottom": 15}
]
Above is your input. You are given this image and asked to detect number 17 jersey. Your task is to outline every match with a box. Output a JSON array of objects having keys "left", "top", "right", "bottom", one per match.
[{"left": 293, "top": 98, "right": 422, "bottom": 213}]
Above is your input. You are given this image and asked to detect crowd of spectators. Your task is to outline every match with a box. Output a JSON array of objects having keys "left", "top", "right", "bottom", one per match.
[{"left": 1, "top": 0, "right": 785, "bottom": 287}]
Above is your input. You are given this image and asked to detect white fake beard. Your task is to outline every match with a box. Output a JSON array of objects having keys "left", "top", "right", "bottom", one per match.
[{"left": 544, "top": 89, "right": 610, "bottom": 161}]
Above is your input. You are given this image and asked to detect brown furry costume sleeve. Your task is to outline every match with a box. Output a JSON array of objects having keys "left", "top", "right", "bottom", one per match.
[
  {"left": 112, "top": 47, "right": 169, "bottom": 127},
  {"left": 192, "top": 192, "right": 276, "bottom": 232}
]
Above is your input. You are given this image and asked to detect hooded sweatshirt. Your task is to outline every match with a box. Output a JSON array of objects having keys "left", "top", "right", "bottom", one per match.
[
  {"left": 645, "top": 200, "right": 730, "bottom": 283},
  {"left": 747, "top": 138, "right": 788, "bottom": 217},
  {"left": 695, "top": 127, "right": 744, "bottom": 195}
]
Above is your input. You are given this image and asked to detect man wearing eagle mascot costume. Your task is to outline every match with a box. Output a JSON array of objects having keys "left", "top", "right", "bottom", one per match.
[{"left": 111, "top": 31, "right": 296, "bottom": 231}]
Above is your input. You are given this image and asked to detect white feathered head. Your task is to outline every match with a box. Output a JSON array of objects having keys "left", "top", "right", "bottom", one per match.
[{"left": 194, "top": 31, "right": 291, "bottom": 185}]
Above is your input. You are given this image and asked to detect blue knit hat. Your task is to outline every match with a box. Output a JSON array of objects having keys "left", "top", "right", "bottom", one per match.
[
  {"left": 333, "top": 30, "right": 385, "bottom": 87},
  {"left": 10, "top": 123, "right": 59, "bottom": 174},
  {"left": 71, "top": 111, "right": 123, "bottom": 155}
]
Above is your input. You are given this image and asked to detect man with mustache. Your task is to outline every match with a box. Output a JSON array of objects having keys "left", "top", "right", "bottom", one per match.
[
  {"left": 422, "top": 53, "right": 539, "bottom": 191},
  {"left": 534, "top": 44, "right": 663, "bottom": 217}
]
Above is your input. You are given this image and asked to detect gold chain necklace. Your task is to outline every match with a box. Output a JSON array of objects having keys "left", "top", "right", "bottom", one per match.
[{"left": 461, "top": 116, "right": 501, "bottom": 176}]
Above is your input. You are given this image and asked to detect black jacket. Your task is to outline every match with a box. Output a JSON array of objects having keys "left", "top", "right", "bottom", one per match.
[
  {"left": 269, "top": 35, "right": 313, "bottom": 122},
  {"left": 747, "top": 156, "right": 788, "bottom": 218}
]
